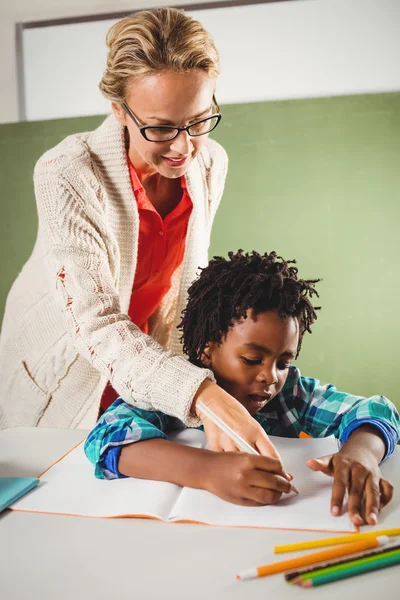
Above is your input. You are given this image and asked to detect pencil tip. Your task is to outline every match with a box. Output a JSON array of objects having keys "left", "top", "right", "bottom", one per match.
[{"left": 291, "top": 484, "right": 299, "bottom": 494}]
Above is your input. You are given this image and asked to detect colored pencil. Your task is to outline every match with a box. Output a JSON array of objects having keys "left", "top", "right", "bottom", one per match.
[
  {"left": 236, "top": 535, "right": 388, "bottom": 581},
  {"left": 294, "top": 552, "right": 400, "bottom": 588},
  {"left": 285, "top": 540, "right": 400, "bottom": 581},
  {"left": 293, "top": 548, "right": 400, "bottom": 583},
  {"left": 274, "top": 528, "right": 400, "bottom": 554}
]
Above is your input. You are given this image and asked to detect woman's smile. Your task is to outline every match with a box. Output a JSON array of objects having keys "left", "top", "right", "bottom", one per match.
[{"left": 162, "top": 155, "right": 190, "bottom": 168}]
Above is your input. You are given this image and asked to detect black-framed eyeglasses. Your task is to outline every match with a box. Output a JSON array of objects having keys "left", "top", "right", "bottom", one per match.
[{"left": 121, "top": 95, "right": 222, "bottom": 142}]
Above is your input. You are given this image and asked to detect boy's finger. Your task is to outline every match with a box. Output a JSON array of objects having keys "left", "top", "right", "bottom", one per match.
[
  {"left": 247, "top": 471, "right": 292, "bottom": 494},
  {"left": 364, "top": 474, "right": 381, "bottom": 525},
  {"left": 379, "top": 478, "right": 394, "bottom": 509},
  {"left": 347, "top": 468, "right": 369, "bottom": 525},
  {"left": 330, "top": 464, "right": 350, "bottom": 517},
  {"left": 306, "top": 455, "right": 334, "bottom": 476},
  {"left": 253, "top": 454, "right": 289, "bottom": 477},
  {"left": 244, "top": 485, "right": 282, "bottom": 506}
]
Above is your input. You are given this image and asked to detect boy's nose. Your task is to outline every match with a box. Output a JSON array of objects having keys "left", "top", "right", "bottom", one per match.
[{"left": 256, "top": 366, "right": 278, "bottom": 386}]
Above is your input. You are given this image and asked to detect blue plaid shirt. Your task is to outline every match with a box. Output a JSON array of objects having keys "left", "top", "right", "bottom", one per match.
[{"left": 84, "top": 366, "right": 400, "bottom": 479}]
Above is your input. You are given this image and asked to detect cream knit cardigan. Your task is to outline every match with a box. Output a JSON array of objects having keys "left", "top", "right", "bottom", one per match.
[{"left": 0, "top": 115, "right": 228, "bottom": 430}]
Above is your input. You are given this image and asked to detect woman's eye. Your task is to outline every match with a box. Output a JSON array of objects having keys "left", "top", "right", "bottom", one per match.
[{"left": 242, "top": 357, "right": 261, "bottom": 365}]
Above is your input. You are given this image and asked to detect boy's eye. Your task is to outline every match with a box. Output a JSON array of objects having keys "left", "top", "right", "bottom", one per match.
[
  {"left": 242, "top": 357, "right": 262, "bottom": 365},
  {"left": 277, "top": 362, "right": 291, "bottom": 370}
]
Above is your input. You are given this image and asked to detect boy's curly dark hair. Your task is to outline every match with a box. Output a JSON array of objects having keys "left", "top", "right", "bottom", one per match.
[{"left": 178, "top": 250, "right": 321, "bottom": 367}]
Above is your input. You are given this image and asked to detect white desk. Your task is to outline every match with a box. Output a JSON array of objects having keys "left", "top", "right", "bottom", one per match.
[{"left": 0, "top": 428, "right": 399, "bottom": 600}]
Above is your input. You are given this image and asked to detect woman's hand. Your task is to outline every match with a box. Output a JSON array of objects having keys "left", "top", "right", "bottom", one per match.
[
  {"left": 204, "top": 452, "right": 294, "bottom": 506},
  {"left": 192, "top": 380, "right": 281, "bottom": 459},
  {"left": 307, "top": 428, "right": 394, "bottom": 526}
]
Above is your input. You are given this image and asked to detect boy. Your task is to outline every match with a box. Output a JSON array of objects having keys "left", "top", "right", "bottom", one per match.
[{"left": 85, "top": 250, "right": 400, "bottom": 526}]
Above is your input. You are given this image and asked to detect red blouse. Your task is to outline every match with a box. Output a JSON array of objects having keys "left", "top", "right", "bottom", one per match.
[{"left": 100, "top": 159, "right": 193, "bottom": 412}]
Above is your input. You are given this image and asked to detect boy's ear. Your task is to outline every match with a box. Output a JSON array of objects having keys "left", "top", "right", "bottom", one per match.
[{"left": 200, "top": 343, "right": 213, "bottom": 367}]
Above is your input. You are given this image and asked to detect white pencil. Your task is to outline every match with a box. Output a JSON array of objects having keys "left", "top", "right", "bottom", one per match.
[
  {"left": 196, "top": 401, "right": 259, "bottom": 455},
  {"left": 196, "top": 401, "right": 299, "bottom": 494}
]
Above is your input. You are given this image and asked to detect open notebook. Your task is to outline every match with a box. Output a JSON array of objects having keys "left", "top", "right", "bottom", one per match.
[{"left": 10, "top": 431, "right": 398, "bottom": 532}]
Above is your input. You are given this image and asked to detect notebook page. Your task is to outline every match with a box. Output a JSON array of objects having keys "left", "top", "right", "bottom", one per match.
[
  {"left": 170, "top": 435, "right": 357, "bottom": 532},
  {"left": 11, "top": 442, "right": 181, "bottom": 520}
]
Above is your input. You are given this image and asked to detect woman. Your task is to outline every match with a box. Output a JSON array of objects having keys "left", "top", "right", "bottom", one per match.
[{"left": 0, "top": 8, "right": 278, "bottom": 459}]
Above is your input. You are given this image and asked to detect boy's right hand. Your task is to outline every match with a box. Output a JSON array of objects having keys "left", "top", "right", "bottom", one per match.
[{"left": 204, "top": 452, "right": 294, "bottom": 506}]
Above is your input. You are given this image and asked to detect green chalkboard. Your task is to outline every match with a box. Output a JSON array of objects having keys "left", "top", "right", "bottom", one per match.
[{"left": 1, "top": 92, "right": 399, "bottom": 409}]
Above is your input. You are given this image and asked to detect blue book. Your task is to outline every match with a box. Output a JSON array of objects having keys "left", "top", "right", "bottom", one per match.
[{"left": 0, "top": 477, "right": 39, "bottom": 512}]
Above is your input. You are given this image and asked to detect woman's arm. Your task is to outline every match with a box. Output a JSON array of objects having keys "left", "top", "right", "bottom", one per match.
[
  {"left": 35, "top": 152, "right": 213, "bottom": 427},
  {"left": 191, "top": 379, "right": 282, "bottom": 460}
]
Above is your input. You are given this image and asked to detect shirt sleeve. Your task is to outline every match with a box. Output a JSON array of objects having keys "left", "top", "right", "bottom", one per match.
[
  {"left": 84, "top": 398, "right": 175, "bottom": 479},
  {"left": 291, "top": 369, "right": 400, "bottom": 460}
]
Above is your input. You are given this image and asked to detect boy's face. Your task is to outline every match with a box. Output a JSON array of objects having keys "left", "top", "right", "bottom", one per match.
[{"left": 204, "top": 310, "right": 299, "bottom": 417}]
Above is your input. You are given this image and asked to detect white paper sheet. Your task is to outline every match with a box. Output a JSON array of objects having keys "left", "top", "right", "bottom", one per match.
[
  {"left": 171, "top": 436, "right": 354, "bottom": 532},
  {"left": 12, "top": 442, "right": 181, "bottom": 520},
  {"left": 12, "top": 432, "right": 399, "bottom": 532}
]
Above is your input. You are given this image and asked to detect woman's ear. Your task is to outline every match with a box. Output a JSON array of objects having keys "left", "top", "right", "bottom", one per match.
[
  {"left": 200, "top": 343, "right": 213, "bottom": 368},
  {"left": 112, "top": 102, "right": 127, "bottom": 126}
]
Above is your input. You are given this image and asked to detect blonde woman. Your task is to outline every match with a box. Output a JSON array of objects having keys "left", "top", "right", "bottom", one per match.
[{"left": 0, "top": 8, "right": 278, "bottom": 460}]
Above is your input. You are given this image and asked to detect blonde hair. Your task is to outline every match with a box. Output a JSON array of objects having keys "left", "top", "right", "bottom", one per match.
[{"left": 99, "top": 7, "right": 220, "bottom": 103}]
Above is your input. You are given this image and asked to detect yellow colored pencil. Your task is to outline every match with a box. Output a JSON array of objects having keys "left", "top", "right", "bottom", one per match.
[
  {"left": 274, "top": 528, "right": 400, "bottom": 554},
  {"left": 236, "top": 536, "right": 388, "bottom": 581}
]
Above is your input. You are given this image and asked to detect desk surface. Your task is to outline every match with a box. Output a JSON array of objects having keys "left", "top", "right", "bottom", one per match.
[{"left": 0, "top": 427, "right": 399, "bottom": 600}]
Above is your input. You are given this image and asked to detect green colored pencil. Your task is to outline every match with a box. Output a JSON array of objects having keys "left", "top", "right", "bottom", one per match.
[
  {"left": 285, "top": 541, "right": 400, "bottom": 581},
  {"left": 298, "top": 548, "right": 400, "bottom": 581},
  {"left": 296, "top": 553, "right": 400, "bottom": 588}
]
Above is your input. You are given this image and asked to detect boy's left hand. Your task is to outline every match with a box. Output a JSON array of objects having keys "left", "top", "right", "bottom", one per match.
[{"left": 306, "top": 447, "right": 394, "bottom": 526}]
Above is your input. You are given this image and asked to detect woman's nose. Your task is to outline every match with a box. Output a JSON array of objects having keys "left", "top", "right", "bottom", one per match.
[{"left": 169, "top": 130, "right": 192, "bottom": 155}]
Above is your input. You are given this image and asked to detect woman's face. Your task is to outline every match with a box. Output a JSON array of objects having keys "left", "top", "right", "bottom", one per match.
[{"left": 112, "top": 70, "right": 216, "bottom": 179}]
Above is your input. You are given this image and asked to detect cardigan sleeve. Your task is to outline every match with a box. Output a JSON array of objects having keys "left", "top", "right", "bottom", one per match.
[{"left": 33, "top": 154, "right": 216, "bottom": 427}]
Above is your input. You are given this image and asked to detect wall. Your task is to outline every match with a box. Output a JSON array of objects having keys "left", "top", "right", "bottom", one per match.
[
  {"left": 1, "top": 0, "right": 400, "bottom": 123},
  {"left": 0, "top": 0, "right": 202, "bottom": 124},
  {"left": 1, "top": 92, "right": 399, "bottom": 408},
  {"left": 0, "top": 2, "right": 399, "bottom": 408}
]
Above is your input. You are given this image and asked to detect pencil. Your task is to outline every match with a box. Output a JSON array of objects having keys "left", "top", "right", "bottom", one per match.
[
  {"left": 196, "top": 401, "right": 259, "bottom": 455},
  {"left": 285, "top": 540, "right": 400, "bottom": 581},
  {"left": 236, "top": 535, "right": 389, "bottom": 581},
  {"left": 292, "top": 548, "right": 400, "bottom": 584},
  {"left": 196, "top": 401, "right": 299, "bottom": 494},
  {"left": 295, "top": 552, "right": 400, "bottom": 588},
  {"left": 274, "top": 528, "right": 400, "bottom": 554}
]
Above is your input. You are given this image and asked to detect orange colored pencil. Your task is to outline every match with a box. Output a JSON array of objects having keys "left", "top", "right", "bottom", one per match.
[{"left": 236, "top": 535, "right": 389, "bottom": 581}]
